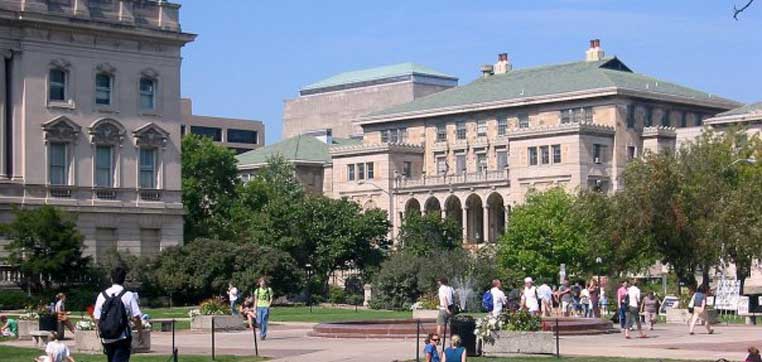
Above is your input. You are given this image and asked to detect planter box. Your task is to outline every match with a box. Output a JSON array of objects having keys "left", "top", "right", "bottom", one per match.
[
  {"left": 666, "top": 308, "right": 720, "bottom": 325},
  {"left": 17, "top": 319, "right": 36, "bottom": 340},
  {"left": 412, "top": 309, "right": 439, "bottom": 320},
  {"left": 75, "top": 330, "right": 151, "bottom": 353},
  {"left": 481, "top": 331, "right": 555, "bottom": 356},
  {"left": 191, "top": 315, "right": 245, "bottom": 332}
]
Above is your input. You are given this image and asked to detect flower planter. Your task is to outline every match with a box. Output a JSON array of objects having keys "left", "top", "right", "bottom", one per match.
[
  {"left": 75, "top": 330, "right": 151, "bottom": 353},
  {"left": 190, "top": 315, "right": 245, "bottom": 332},
  {"left": 481, "top": 331, "right": 555, "bottom": 356},
  {"left": 666, "top": 308, "right": 720, "bottom": 325},
  {"left": 412, "top": 309, "right": 439, "bottom": 320},
  {"left": 17, "top": 319, "right": 36, "bottom": 340}
]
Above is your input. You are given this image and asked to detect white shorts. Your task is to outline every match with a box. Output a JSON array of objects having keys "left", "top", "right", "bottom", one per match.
[{"left": 562, "top": 301, "right": 571, "bottom": 312}]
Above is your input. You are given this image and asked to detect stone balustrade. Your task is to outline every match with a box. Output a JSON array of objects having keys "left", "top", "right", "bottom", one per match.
[{"left": 396, "top": 169, "right": 510, "bottom": 190}]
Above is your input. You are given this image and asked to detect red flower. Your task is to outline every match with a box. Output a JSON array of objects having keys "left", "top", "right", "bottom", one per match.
[{"left": 86, "top": 305, "right": 95, "bottom": 318}]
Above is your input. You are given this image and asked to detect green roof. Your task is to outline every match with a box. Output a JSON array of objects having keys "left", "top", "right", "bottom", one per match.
[
  {"left": 236, "top": 135, "right": 361, "bottom": 166},
  {"left": 301, "top": 62, "right": 456, "bottom": 92},
  {"left": 371, "top": 57, "right": 737, "bottom": 117},
  {"left": 716, "top": 101, "right": 762, "bottom": 117}
]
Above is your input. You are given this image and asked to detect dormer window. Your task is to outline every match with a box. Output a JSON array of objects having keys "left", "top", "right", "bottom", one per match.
[
  {"left": 49, "top": 69, "right": 67, "bottom": 101},
  {"left": 95, "top": 73, "right": 112, "bottom": 105},
  {"left": 139, "top": 78, "right": 156, "bottom": 110}
]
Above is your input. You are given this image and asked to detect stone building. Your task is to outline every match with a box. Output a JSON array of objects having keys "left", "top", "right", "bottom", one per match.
[
  {"left": 327, "top": 40, "right": 739, "bottom": 245},
  {"left": 282, "top": 62, "right": 458, "bottom": 139},
  {"left": 0, "top": 0, "right": 195, "bottom": 262},
  {"left": 677, "top": 101, "right": 762, "bottom": 147},
  {"left": 180, "top": 98, "right": 264, "bottom": 155}
]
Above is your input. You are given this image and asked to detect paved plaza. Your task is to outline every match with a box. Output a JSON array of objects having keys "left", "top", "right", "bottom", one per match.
[{"left": 4, "top": 322, "right": 762, "bottom": 362}]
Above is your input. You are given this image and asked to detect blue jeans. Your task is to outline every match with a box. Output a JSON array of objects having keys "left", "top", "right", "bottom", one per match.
[
  {"left": 256, "top": 307, "right": 270, "bottom": 338},
  {"left": 231, "top": 300, "right": 238, "bottom": 316},
  {"left": 618, "top": 305, "right": 627, "bottom": 329}
]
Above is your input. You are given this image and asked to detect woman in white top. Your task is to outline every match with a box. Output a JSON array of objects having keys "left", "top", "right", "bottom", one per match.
[
  {"left": 54, "top": 293, "right": 76, "bottom": 334},
  {"left": 36, "top": 331, "right": 76, "bottom": 362},
  {"left": 521, "top": 277, "right": 540, "bottom": 315}
]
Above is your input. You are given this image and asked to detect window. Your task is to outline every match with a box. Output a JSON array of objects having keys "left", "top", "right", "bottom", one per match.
[
  {"left": 561, "top": 109, "right": 572, "bottom": 124},
  {"left": 540, "top": 146, "right": 550, "bottom": 165},
  {"left": 357, "top": 163, "right": 365, "bottom": 180},
  {"left": 95, "top": 73, "right": 112, "bottom": 105},
  {"left": 347, "top": 164, "right": 355, "bottom": 181},
  {"left": 49, "top": 142, "right": 68, "bottom": 185},
  {"left": 139, "top": 78, "right": 156, "bottom": 110},
  {"left": 190, "top": 126, "right": 222, "bottom": 142},
  {"left": 660, "top": 109, "right": 671, "bottom": 127},
  {"left": 528, "top": 147, "right": 538, "bottom": 166},
  {"left": 626, "top": 105, "right": 635, "bottom": 129},
  {"left": 436, "top": 156, "right": 448, "bottom": 175},
  {"left": 380, "top": 130, "right": 389, "bottom": 143},
  {"left": 476, "top": 153, "right": 487, "bottom": 173},
  {"left": 227, "top": 129, "right": 258, "bottom": 144},
  {"left": 477, "top": 120, "right": 487, "bottom": 137},
  {"left": 402, "top": 161, "right": 411, "bottom": 178},
  {"left": 593, "top": 144, "right": 604, "bottom": 164},
  {"left": 366, "top": 162, "right": 375, "bottom": 179},
  {"left": 497, "top": 149, "right": 508, "bottom": 170},
  {"left": 518, "top": 113, "right": 529, "bottom": 128},
  {"left": 139, "top": 148, "right": 157, "bottom": 188},
  {"left": 381, "top": 128, "right": 406, "bottom": 143},
  {"left": 456, "top": 121, "right": 466, "bottom": 140},
  {"left": 583, "top": 107, "right": 594, "bottom": 123},
  {"left": 497, "top": 118, "right": 508, "bottom": 136},
  {"left": 180, "top": 125, "right": 186, "bottom": 136},
  {"left": 679, "top": 112, "right": 687, "bottom": 128},
  {"left": 561, "top": 107, "right": 593, "bottom": 123},
  {"left": 49, "top": 69, "right": 66, "bottom": 101},
  {"left": 456, "top": 153, "right": 466, "bottom": 175},
  {"left": 552, "top": 144, "right": 561, "bottom": 164},
  {"left": 627, "top": 146, "right": 637, "bottom": 160},
  {"left": 436, "top": 123, "right": 447, "bottom": 142},
  {"left": 95, "top": 145, "right": 113, "bottom": 187},
  {"left": 644, "top": 107, "right": 653, "bottom": 127}
]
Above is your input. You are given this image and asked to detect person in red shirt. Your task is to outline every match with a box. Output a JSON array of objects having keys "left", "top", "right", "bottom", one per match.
[{"left": 616, "top": 280, "right": 629, "bottom": 331}]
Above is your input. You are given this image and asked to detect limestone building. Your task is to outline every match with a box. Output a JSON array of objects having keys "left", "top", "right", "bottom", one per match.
[
  {"left": 282, "top": 62, "right": 458, "bottom": 139},
  {"left": 0, "top": 0, "right": 195, "bottom": 262},
  {"left": 180, "top": 98, "right": 264, "bottom": 155}
]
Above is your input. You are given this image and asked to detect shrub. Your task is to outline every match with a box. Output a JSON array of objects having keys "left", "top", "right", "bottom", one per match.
[
  {"left": 198, "top": 297, "right": 229, "bottom": 315},
  {"left": 370, "top": 253, "right": 421, "bottom": 310},
  {"left": 0, "top": 290, "right": 32, "bottom": 310},
  {"left": 328, "top": 286, "right": 346, "bottom": 304}
]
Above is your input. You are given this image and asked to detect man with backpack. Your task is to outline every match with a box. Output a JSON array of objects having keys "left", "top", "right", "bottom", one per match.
[
  {"left": 485, "top": 279, "right": 507, "bottom": 318},
  {"left": 93, "top": 267, "right": 143, "bottom": 362},
  {"left": 255, "top": 277, "right": 273, "bottom": 340}
]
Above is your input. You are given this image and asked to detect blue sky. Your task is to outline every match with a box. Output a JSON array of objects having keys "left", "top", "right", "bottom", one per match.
[{"left": 179, "top": 0, "right": 761, "bottom": 144}]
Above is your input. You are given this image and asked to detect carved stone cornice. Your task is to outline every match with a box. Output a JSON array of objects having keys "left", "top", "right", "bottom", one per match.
[
  {"left": 133, "top": 122, "right": 169, "bottom": 149},
  {"left": 88, "top": 118, "right": 125, "bottom": 146},
  {"left": 506, "top": 122, "right": 615, "bottom": 141},
  {"left": 42, "top": 115, "right": 81, "bottom": 143},
  {"left": 641, "top": 126, "right": 677, "bottom": 139},
  {"left": 329, "top": 143, "right": 424, "bottom": 157}
]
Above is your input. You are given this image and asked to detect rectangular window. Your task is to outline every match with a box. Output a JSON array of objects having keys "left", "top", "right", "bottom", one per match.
[
  {"left": 399, "top": 128, "right": 407, "bottom": 143},
  {"left": 366, "top": 162, "right": 374, "bottom": 179},
  {"left": 139, "top": 148, "right": 156, "bottom": 189},
  {"left": 518, "top": 113, "right": 529, "bottom": 128},
  {"left": 644, "top": 107, "right": 653, "bottom": 127},
  {"left": 190, "top": 126, "right": 222, "bottom": 142},
  {"left": 477, "top": 120, "right": 487, "bottom": 137},
  {"left": 552, "top": 144, "right": 561, "bottom": 164},
  {"left": 180, "top": 125, "right": 186, "bottom": 137},
  {"left": 661, "top": 110, "right": 671, "bottom": 127},
  {"left": 402, "top": 161, "right": 411, "bottom": 178},
  {"left": 95, "top": 145, "right": 113, "bottom": 187},
  {"left": 540, "top": 146, "right": 550, "bottom": 165},
  {"left": 561, "top": 109, "right": 572, "bottom": 124},
  {"left": 347, "top": 164, "right": 355, "bottom": 181},
  {"left": 455, "top": 153, "right": 466, "bottom": 175},
  {"left": 528, "top": 147, "right": 538, "bottom": 166},
  {"left": 627, "top": 146, "right": 637, "bottom": 160},
  {"left": 49, "top": 142, "right": 67, "bottom": 185},
  {"left": 476, "top": 153, "right": 487, "bottom": 173},
  {"left": 436, "top": 123, "right": 447, "bottom": 142},
  {"left": 561, "top": 107, "right": 594, "bottom": 123},
  {"left": 95, "top": 73, "right": 112, "bottom": 105},
  {"left": 380, "top": 130, "right": 389, "bottom": 143},
  {"left": 680, "top": 112, "right": 687, "bottom": 128},
  {"left": 497, "top": 118, "right": 508, "bottom": 136},
  {"left": 389, "top": 129, "right": 399, "bottom": 143},
  {"left": 227, "top": 129, "right": 258, "bottom": 144},
  {"left": 496, "top": 149, "right": 508, "bottom": 170},
  {"left": 583, "top": 107, "right": 594, "bottom": 123},
  {"left": 357, "top": 163, "right": 365, "bottom": 180},
  {"left": 593, "top": 144, "right": 603, "bottom": 164},
  {"left": 456, "top": 121, "right": 467, "bottom": 140},
  {"left": 49, "top": 69, "right": 66, "bottom": 101},
  {"left": 139, "top": 78, "right": 156, "bottom": 110},
  {"left": 626, "top": 105, "right": 635, "bottom": 129},
  {"left": 436, "top": 156, "right": 448, "bottom": 175}
]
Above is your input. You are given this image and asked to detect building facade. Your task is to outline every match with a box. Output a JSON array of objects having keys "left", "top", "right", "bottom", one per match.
[
  {"left": 0, "top": 0, "right": 195, "bottom": 262},
  {"left": 180, "top": 98, "right": 264, "bottom": 155},
  {"left": 282, "top": 62, "right": 458, "bottom": 139}
]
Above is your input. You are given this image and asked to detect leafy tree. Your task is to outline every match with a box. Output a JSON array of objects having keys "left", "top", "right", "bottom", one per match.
[
  {"left": 397, "top": 212, "right": 462, "bottom": 257},
  {"left": 182, "top": 134, "right": 240, "bottom": 242},
  {"left": 1, "top": 206, "right": 90, "bottom": 293}
]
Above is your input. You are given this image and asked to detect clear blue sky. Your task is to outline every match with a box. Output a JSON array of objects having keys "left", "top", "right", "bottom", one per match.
[{"left": 179, "top": 0, "right": 761, "bottom": 144}]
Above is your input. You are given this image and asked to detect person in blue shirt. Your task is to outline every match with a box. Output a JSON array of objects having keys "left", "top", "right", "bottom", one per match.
[
  {"left": 424, "top": 333, "right": 441, "bottom": 362},
  {"left": 443, "top": 334, "right": 466, "bottom": 362}
]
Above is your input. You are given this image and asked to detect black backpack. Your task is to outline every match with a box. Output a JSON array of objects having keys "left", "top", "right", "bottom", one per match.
[{"left": 98, "top": 290, "right": 130, "bottom": 340}]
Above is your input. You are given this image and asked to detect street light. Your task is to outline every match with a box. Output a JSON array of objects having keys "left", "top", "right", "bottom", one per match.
[
  {"left": 595, "top": 257, "right": 602, "bottom": 317},
  {"left": 305, "top": 263, "right": 313, "bottom": 313}
]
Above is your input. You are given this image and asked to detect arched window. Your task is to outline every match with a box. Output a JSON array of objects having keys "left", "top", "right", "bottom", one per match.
[
  {"left": 89, "top": 119, "right": 125, "bottom": 188},
  {"left": 42, "top": 116, "right": 81, "bottom": 186}
]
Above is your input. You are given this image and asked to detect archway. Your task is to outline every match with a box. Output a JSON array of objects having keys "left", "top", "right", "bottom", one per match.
[
  {"left": 424, "top": 197, "right": 441, "bottom": 217},
  {"left": 486, "top": 193, "right": 506, "bottom": 242},
  {"left": 404, "top": 198, "right": 421, "bottom": 218},
  {"left": 444, "top": 196, "right": 463, "bottom": 241},
  {"left": 363, "top": 199, "right": 377, "bottom": 211},
  {"left": 465, "top": 194, "right": 484, "bottom": 244}
]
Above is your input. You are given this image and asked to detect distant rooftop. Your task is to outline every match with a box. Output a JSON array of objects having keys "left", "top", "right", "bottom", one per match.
[
  {"left": 300, "top": 62, "right": 457, "bottom": 95},
  {"left": 236, "top": 134, "right": 361, "bottom": 168},
  {"left": 715, "top": 101, "right": 762, "bottom": 117},
  {"left": 705, "top": 101, "right": 762, "bottom": 125}
]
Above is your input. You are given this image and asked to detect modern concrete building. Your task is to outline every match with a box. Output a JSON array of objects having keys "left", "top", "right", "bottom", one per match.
[
  {"left": 180, "top": 98, "right": 264, "bottom": 155},
  {"left": 0, "top": 0, "right": 195, "bottom": 262},
  {"left": 282, "top": 62, "right": 458, "bottom": 139}
]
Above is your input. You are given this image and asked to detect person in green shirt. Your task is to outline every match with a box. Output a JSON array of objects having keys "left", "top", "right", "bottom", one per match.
[
  {"left": 1, "top": 315, "right": 18, "bottom": 337},
  {"left": 254, "top": 277, "right": 273, "bottom": 340}
]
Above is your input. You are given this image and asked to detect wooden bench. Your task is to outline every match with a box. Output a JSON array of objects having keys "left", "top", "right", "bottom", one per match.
[{"left": 30, "top": 330, "right": 51, "bottom": 348}]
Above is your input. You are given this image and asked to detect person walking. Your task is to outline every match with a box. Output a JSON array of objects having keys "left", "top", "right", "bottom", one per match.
[
  {"left": 600, "top": 289, "right": 608, "bottom": 316},
  {"left": 641, "top": 291, "right": 658, "bottom": 330},
  {"left": 537, "top": 281, "right": 553, "bottom": 317},
  {"left": 616, "top": 280, "right": 630, "bottom": 331},
  {"left": 227, "top": 283, "right": 239, "bottom": 316},
  {"left": 35, "top": 331, "right": 76, "bottom": 362},
  {"left": 437, "top": 277, "right": 455, "bottom": 336},
  {"left": 588, "top": 279, "right": 601, "bottom": 318},
  {"left": 255, "top": 278, "right": 273, "bottom": 340},
  {"left": 489, "top": 279, "right": 507, "bottom": 318},
  {"left": 93, "top": 266, "right": 143, "bottom": 362},
  {"left": 55, "top": 293, "right": 76, "bottom": 335},
  {"left": 624, "top": 279, "right": 647, "bottom": 339},
  {"left": 580, "top": 286, "right": 591, "bottom": 318},
  {"left": 424, "top": 333, "right": 441, "bottom": 362},
  {"left": 557, "top": 280, "right": 572, "bottom": 317},
  {"left": 688, "top": 286, "right": 714, "bottom": 335},
  {"left": 521, "top": 277, "right": 540, "bottom": 316},
  {"left": 442, "top": 334, "right": 467, "bottom": 362}
]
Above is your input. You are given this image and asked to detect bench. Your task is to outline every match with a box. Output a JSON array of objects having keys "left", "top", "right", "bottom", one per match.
[{"left": 30, "top": 330, "right": 50, "bottom": 348}]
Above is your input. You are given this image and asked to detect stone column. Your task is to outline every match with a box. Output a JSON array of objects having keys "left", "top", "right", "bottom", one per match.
[
  {"left": 0, "top": 53, "right": 6, "bottom": 178},
  {"left": 462, "top": 206, "right": 469, "bottom": 243},
  {"left": 483, "top": 205, "right": 490, "bottom": 243},
  {"left": 441, "top": 209, "right": 447, "bottom": 220}
]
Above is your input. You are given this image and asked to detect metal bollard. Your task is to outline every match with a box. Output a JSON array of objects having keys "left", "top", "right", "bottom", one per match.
[
  {"left": 555, "top": 318, "right": 560, "bottom": 358},
  {"left": 211, "top": 317, "right": 216, "bottom": 360},
  {"left": 252, "top": 320, "right": 259, "bottom": 356},
  {"left": 416, "top": 319, "right": 421, "bottom": 362}
]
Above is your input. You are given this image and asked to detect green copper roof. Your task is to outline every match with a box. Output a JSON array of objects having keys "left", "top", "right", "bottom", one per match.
[
  {"left": 716, "top": 101, "right": 762, "bottom": 117},
  {"left": 371, "top": 57, "right": 737, "bottom": 117},
  {"left": 301, "top": 62, "right": 457, "bottom": 92},
  {"left": 236, "top": 135, "right": 361, "bottom": 166}
]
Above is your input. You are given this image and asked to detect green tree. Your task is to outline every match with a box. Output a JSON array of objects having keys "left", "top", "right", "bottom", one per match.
[
  {"left": 1, "top": 206, "right": 90, "bottom": 293},
  {"left": 181, "top": 134, "right": 240, "bottom": 242},
  {"left": 397, "top": 212, "right": 462, "bottom": 257}
]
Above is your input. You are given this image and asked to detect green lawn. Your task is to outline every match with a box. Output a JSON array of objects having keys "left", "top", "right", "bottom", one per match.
[
  {"left": 0, "top": 345, "right": 266, "bottom": 362},
  {"left": 469, "top": 358, "right": 704, "bottom": 362},
  {"left": 268, "top": 306, "right": 410, "bottom": 323}
]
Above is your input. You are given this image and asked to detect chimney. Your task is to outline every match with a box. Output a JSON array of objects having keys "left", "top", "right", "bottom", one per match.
[
  {"left": 494, "top": 53, "right": 512, "bottom": 74},
  {"left": 585, "top": 38, "right": 605, "bottom": 61},
  {"left": 480, "top": 64, "right": 494, "bottom": 78}
]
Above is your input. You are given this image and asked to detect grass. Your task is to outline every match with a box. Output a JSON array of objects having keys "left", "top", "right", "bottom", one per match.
[
  {"left": 268, "top": 306, "right": 410, "bottom": 323},
  {"left": 0, "top": 345, "right": 267, "bottom": 362},
  {"left": 469, "top": 358, "right": 704, "bottom": 362}
]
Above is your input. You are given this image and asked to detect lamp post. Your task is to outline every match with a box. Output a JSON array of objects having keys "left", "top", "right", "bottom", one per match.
[{"left": 305, "top": 263, "right": 313, "bottom": 313}]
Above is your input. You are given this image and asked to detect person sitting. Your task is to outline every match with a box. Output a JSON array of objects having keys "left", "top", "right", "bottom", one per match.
[
  {"left": 35, "top": 331, "right": 75, "bottom": 362},
  {"left": 0, "top": 315, "right": 18, "bottom": 337},
  {"left": 239, "top": 297, "right": 257, "bottom": 329},
  {"left": 424, "top": 333, "right": 441, "bottom": 362},
  {"left": 442, "top": 334, "right": 467, "bottom": 362},
  {"left": 746, "top": 346, "right": 762, "bottom": 362}
]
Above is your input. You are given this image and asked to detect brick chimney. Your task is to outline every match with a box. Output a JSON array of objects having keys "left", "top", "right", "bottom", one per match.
[
  {"left": 585, "top": 39, "right": 605, "bottom": 62},
  {"left": 494, "top": 53, "right": 512, "bottom": 74},
  {"left": 480, "top": 64, "right": 494, "bottom": 78}
]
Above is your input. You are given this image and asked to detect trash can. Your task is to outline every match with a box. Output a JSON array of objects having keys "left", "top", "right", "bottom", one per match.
[
  {"left": 449, "top": 315, "right": 478, "bottom": 356},
  {"left": 39, "top": 315, "right": 57, "bottom": 331}
]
